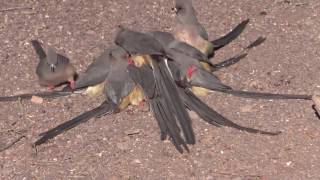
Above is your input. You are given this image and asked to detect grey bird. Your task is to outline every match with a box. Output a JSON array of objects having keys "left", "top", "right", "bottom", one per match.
[
  {"left": 0, "top": 47, "right": 132, "bottom": 101},
  {"left": 173, "top": 0, "right": 249, "bottom": 57},
  {"left": 31, "top": 40, "right": 77, "bottom": 90},
  {"left": 149, "top": 31, "right": 312, "bottom": 100},
  {"left": 115, "top": 26, "right": 196, "bottom": 147},
  {"left": 73, "top": 47, "right": 127, "bottom": 96}
]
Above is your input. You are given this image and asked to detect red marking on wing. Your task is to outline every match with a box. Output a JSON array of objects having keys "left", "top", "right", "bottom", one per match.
[{"left": 187, "top": 65, "right": 196, "bottom": 78}]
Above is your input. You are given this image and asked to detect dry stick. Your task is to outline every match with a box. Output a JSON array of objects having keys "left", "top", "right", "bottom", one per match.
[
  {"left": 213, "top": 171, "right": 262, "bottom": 179},
  {"left": 0, "top": 135, "right": 25, "bottom": 152},
  {"left": 0, "top": 7, "right": 32, "bottom": 13}
]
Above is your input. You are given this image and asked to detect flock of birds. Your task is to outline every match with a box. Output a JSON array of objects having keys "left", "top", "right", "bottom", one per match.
[{"left": 1, "top": 0, "right": 318, "bottom": 153}]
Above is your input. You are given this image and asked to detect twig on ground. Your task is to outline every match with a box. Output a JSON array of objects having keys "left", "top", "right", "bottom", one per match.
[
  {"left": 213, "top": 171, "right": 263, "bottom": 179},
  {"left": 0, "top": 7, "right": 32, "bottom": 13},
  {"left": 0, "top": 135, "right": 25, "bottom": 152}
]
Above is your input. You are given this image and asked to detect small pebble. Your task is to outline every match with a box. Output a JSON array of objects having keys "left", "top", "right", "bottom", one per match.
[
  {"left": 31, "top": 96, "right": 43, "bottom": 104},
  {"left": 131, "top": 159, "right": 142, "bottom": 164}
]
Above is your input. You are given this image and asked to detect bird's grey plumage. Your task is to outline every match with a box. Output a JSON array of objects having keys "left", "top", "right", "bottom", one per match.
[
  {"left": 105, "top": 58, "right": 136, "bottom": 105},
  {"left": 168, "top": 40, "right": 209, "bottom": 62},
  {"left": 166, "top": 47, "right": 231, "bottom": 91},
  {"left": 147, "top": 31, "right": 175, "bottom": 47},
  {"left": 75, "top": 46, "right": 126, "bottom": 89},
  {"left": 211, "top": 19, "right": 250, "bottom": 50},
  {"left": 128, "top": 63, "right": 194, "bottom": 153},
  {"left": 149, "top": 31, "right": 210, "bottom": 64},
  {"left": 188, "top": 67, "right": 232, "bottom": 91},
  {"left": 115, "top": 27, "right": 166, "bottom": 56}
]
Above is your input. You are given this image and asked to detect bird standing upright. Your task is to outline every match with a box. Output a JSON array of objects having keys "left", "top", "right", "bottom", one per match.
[
  {"left": 31, "top": 40, "right": 77, "bottom": 90},
  {"left": 173, "top": 0, "right": 249, "bottom": 58}
]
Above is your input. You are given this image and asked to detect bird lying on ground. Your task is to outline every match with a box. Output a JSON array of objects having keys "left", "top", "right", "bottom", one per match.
[{"left": 34, "top": 29, "right": 281, "bottom": 153}]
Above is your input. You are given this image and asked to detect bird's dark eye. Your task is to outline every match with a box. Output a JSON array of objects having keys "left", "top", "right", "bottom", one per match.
[{"left": 172, "top": 6, "right": 182, "bottom": 13}]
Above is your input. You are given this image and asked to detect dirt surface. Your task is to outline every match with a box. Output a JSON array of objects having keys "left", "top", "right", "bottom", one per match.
[{"left": 1, "top": 0, "right": 320, "bottom": 179}]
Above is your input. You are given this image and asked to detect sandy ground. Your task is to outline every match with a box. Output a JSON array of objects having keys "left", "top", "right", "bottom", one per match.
[{"left": 1, "top": 0, "right": 320, "bottom": 179}]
